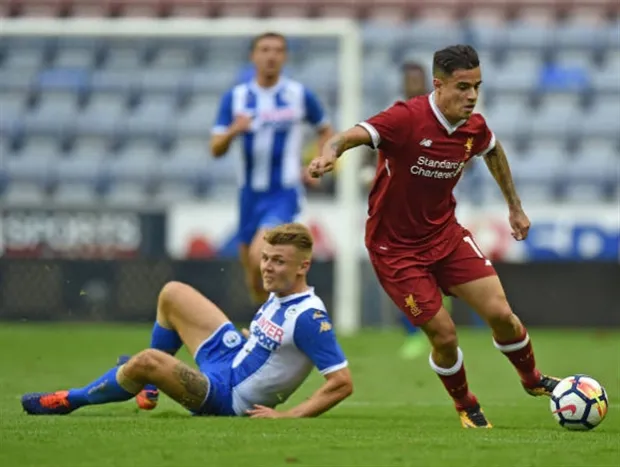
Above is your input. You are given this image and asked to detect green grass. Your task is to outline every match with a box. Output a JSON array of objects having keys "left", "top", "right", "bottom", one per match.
[{"left": 0, "top": 324, "right": 618, "bottom": 467}]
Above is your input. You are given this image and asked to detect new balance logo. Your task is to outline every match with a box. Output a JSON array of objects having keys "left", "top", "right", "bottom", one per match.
[{"left": 419, "top": 139, "right": 433, "bottom": 147}]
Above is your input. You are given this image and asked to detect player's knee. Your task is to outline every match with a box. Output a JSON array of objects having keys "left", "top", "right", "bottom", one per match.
[
  {"left": 427, "top": 321, "right": 458, "bottom": 353},
  {"left": 485, "top": 294, "right": 515, "bottom": 327},
  {"left": 423, "top": 311, "right": 458, "bottom": 352},
  {"left": 431, "top": 331, "right": 458, "bottom": 354},
  {"left": 158, "top": 281, "right": 189, "bottom": 308},
  {"left": 124, "top": 349, "right": 166, "bottom": 379}
]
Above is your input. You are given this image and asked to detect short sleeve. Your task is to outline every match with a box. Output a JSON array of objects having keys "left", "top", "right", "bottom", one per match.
[
  {"left": 357, "top": 101, "right": 412, "bottom": 151},
  {"left": 293, "top": 309, "right": 348, "bottom": 375},
  {"left": 304, "top": 88, "right": 328, "bottom": 128},
  {"left": 473, "top": 115, "right": 496, "bottom": 157},
  {"left": 212, "top": 90, "right": 234, "bottom": 135}
]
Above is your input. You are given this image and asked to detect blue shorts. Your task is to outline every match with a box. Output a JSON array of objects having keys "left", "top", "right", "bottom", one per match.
[
  {"left": 193, "top": 323, "right": 246, "bottom": 416},
  {"left": 238, "top": 187, "right": 301, "bottom": 245}
]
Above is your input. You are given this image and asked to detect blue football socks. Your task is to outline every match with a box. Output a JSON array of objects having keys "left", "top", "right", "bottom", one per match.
[
  {"left": 67, "top": 367, "right": 135, "bottom": 408},
  {"left": 150, "top": 322, "right": 182, "bottom": 355}
]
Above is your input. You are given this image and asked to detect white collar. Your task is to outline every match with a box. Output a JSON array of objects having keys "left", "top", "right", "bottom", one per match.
[
  {"left": 428, "top": 92, "right": 466, "bottom": 135},
  {"left": 249, "top": 76, "right": 285, "bottom": 94},
  {"left": 273, "top": 287, "right": 314, "bottom": 304}
]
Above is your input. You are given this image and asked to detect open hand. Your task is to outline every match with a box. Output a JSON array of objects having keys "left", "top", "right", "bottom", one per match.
[{"left": 246, "top": 404, "right": 287, "bottom": 418}]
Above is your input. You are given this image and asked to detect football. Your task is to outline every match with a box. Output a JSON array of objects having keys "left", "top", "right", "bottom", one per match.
[{"left": 550, "top": 375, "right": 609, "bottom": 430}]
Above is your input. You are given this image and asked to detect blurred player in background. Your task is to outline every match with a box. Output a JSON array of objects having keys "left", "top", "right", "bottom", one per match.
[
  {"left": 22, "top": 223, "right": 353, "bottom": 419},
  {"left": 210, "top": 32, "right": 333, "bottom": 306},
  {"left": 309, "top": 45, "right": 560, "bottom": 428}
]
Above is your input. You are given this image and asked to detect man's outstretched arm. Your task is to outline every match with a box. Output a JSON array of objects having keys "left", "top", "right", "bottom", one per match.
[
  {"left": 309, "top": 102, "right": 411, "bottom": 178},
  {"left": 247, "top": 367, "right": 353, "bottom": 418},
  {"left": 483, "top": 140, "right": 521, "bottom": 210},
  {"left": 308, "top": 126, "right": 373, "bottom": 178},
  {"left": 483, "top": 140, "right": 531, "bottom": 241}
]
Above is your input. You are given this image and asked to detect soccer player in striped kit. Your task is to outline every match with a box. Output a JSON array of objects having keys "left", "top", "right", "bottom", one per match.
[{"left": 210, "top": 32, "right": 333, "bottom": 306}]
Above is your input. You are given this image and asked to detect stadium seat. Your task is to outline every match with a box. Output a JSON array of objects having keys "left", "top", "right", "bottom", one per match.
[
  {"left": 175, "top": 95, "right": 220, "bottom": 136},
  {"left": 52, "top": 181, "right": 101, "bottom": 205},
  {"left": 3, "top": 181, "right": 48, "bottom": 205},
  {"left": 5, "top": 148, "right": 55, "bottom": 184},
  {"left": 579, "top": 99, "right": 620, "bottom": 137},
  {"left": 102, "top": 181, "right": 151, "bottom": 206},
  {"left": 0, "top": 92, "right": 26, "bottom": 133},
  {"left": 152, "top": 181, "right": 199, "bottom": 204},
  {"left": 485, "top": 52, "right": 542, "bottom": 92},
  {"left": 104, "top": 151, "right": 161, "bottom": 185},
  {"left": 528, "top": 93, "right": 583, "bottom": 137}
]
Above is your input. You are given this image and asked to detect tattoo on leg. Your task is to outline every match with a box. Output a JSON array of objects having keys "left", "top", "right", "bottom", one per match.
[{"left": 173, "top": 362, "right": 208, "bottom": 410}]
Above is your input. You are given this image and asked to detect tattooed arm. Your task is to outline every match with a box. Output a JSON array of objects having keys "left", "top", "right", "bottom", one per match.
[
  {"left": 484, "top": 140, "right": 531, "bottom": 241},
  {"left": 483, "top": 140, "right": 521, "bottom": 209},
  {"left": 307, "top": 126, "right": 373, "bottom": 178}
]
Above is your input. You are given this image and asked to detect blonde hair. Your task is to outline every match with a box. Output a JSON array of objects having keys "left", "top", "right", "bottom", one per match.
[{"left": 264, "top": 223, "right": 313, "bottom": 254}]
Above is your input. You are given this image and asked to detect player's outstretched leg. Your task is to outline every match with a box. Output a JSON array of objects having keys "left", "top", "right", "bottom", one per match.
[
  {"left": 22, "top": 362, "right": 141, "bottom": 415},
  {"left": 450, "top": 276, "right": 560, "bottom": 397},
  {"left": 421, "top": 308, "right": 492, "bottom": 428},
  {"left": 22, "top": 350, "right": 210, "bottom": 416}
]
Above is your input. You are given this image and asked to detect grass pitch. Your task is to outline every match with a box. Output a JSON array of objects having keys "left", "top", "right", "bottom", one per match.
[{"left": 1, "top": 324, "right": 618, "bottom": 467}]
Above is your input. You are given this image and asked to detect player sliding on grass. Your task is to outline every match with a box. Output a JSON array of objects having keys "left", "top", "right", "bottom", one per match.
[
  {"left": 22, "top": 223, "right": 353, "bottom": 418},
  {"left": 309, "top": 44, "right": 560, "bottom": 428}
]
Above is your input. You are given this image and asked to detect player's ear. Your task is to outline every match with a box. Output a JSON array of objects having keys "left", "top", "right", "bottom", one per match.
[
  {"left": 298, "top": 257, "right": 311, "bottom": 275},
  {"left": 432, "top": 76, "right": 444, "bottom": 90}
]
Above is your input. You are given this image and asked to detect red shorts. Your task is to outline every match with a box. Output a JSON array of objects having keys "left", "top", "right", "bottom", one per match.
[{"left": 368, "top": 228, "right": 497, "bottom": 326}]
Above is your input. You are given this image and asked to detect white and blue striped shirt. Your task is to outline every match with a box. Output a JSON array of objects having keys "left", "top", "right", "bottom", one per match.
[
  {"left": 230, "top": 287, "right": 347, "bottom": 415},
  {"left": 212, "top": 78, "right": 328, "bottom": 192}
]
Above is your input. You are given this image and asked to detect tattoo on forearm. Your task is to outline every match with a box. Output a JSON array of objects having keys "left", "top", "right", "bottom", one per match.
[
  {"left": 329, "top": 135, "right": 347, "bottom": 157},
  {"left": 173, "top": 362, "right": 208, "bottom": 409},
  {"left": 484, "top": 143, "right": 521, "bottom": 208}
]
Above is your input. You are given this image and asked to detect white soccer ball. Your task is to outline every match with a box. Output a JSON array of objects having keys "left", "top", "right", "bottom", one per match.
[{"left": 550, "top": 375, "right": 609, "bottom": 430}]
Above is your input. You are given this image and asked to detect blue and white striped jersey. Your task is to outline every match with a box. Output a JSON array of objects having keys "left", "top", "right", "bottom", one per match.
[
  {"left": 229, "top": 287, "right": 347, "bottom": 415},
  {"left": 212, "top": 78, "right": 329, "bottom": 192}
]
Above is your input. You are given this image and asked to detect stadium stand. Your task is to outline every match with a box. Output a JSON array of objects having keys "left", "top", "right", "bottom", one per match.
[{"left": 1, "top": 0, "right": 619, "bottom": 205}]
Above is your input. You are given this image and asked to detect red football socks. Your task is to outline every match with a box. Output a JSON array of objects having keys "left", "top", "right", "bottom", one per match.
[
  {"left": 493, "top": 330, "right": 541, "bottom": 388},
  {"left": 429, "top": 347, "right": 478, "bottom": 410}
]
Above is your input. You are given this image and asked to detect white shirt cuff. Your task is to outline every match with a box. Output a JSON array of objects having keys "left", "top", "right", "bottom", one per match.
[
  {"left": 211, "top": 125, "right": 229, "bottom": 135},
  {"left": 315, "top": 118, "right": 330, "bottom": 130},
  {"left": 357, "top": 122, "right": 381, "bottom": 149},
  {"left": 475, "top": 131, "right": 496, "bottom": 157},
  {"left": 319, "top": 360, "right": 348, "bottom": 376}
]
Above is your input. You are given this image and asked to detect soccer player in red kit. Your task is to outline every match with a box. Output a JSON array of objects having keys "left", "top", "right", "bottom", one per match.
[{"left": 308, "top": 45, "right": 560, "bottom": 428}]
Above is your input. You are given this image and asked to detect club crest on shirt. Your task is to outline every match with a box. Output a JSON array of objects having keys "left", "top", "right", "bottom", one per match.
[
  {"left": 285, "top": 306, "right": 301, "bottom": 319},
  {"left": 223, "top": 330, "right": 242, "bottom": 348},
  {"left": 319, "top": 321, "right": 332, "bottom": 333},
  {"left": 464, "top": 137, "right": 474, "bottom": 159}
]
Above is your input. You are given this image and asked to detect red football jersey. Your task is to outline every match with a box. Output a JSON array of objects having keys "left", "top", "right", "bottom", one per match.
[{"left": 359, "top": 93, "right": 496, "bottom": 256}]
